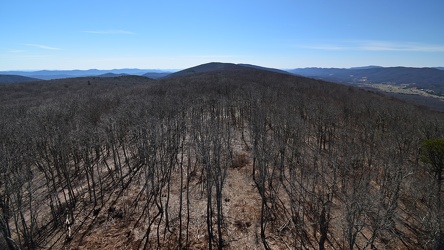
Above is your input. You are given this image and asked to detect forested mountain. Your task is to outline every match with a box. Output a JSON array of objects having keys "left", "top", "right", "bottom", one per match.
[
  {"left": 163, "top": 62, "right": 291, "bottom": 79},
  {"left": 142, "top": 72, "right": 170, "bottom": 79},
  {"left": 163, "top": 62, "right": 242, "bottom": 78},
  {"left": 1, "top": 64, "right": 444, "bottom": 249},
  {"left": 0, "top": 74, "right": 41, "bottom": 83}
]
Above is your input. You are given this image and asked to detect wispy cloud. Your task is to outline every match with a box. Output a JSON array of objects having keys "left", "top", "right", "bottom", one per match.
[
  {"left": 82, "top": 29, "right": 134, "bottom": 35},
  {"left": 25, "top": 44, "right": 62, "bottom": 50},
  {"left": 298, "top": 44, "right": 348, "bottom": 51},
  {"left": 358, "top": 41, "right": 444, "bottom": 52},
  {"left": 298, "top": 40, "right": 444, "bottom": 52}
]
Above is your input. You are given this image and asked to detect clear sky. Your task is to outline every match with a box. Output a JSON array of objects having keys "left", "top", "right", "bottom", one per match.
[{"left": 1, "top": 0, "right": 444, "bottom": 70}]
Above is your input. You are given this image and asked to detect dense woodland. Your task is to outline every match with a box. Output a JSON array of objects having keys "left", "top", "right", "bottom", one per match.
[{"left": 1, "top": 67, "right": 444, "bottom": 249}]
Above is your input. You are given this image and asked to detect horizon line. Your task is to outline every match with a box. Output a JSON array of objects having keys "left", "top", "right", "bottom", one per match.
[{"left": 1, "top": 63, "right": 444, "bottom": 72}]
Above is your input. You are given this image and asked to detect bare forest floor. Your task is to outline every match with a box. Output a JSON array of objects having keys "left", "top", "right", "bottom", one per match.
[
  {"left": 38, "top": 132, "right": 269, "bottom": 250},
  {"left": 51, "top": 167, "right": 263, "bottom": 249}
]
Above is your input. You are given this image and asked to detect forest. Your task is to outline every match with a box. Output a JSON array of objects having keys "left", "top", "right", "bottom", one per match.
[{"left": 1, "top": 66, "right": 444, "bottom": 249}]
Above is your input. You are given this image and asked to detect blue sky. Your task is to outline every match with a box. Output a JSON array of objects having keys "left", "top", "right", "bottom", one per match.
[{"left": 1, "top": 0, "right": 444, "bottom": 70}]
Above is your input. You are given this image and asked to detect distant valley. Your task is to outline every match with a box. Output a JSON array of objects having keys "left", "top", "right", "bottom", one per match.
[
  {"left": 289, "top": 66, "right": 444, "bottom": 95},
  {"left": 288, "top": 66, "right": 444, "bottom": 111}
]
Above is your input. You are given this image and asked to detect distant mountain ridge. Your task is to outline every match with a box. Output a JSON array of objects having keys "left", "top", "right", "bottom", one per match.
[
  {"left": 0, "top": 69, "right": 174, "bottom": 80},
  {"left": 3, "top": 65, "right": 443, "bottom": 82},
  {"left": 349, "top": 65, "right": 384, "bottom": 70},
  {"left": 97, "top": 73, "right": 129, "bottom": 77}
]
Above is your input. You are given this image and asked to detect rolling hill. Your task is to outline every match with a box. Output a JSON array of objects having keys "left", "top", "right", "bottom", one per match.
[
  {"left": 0, "top": 74, "right": 41, "bottom": 83},
  {"left": 163, "top": 62, "right": 292, "bottom": 79}
]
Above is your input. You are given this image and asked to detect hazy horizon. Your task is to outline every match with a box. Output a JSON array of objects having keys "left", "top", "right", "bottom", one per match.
[
  {"left": 1, "top": 1, "right": 444, "bottom": 70},
  {"left": 1, "top": 63, "right": 444, "bottom": 72}
]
